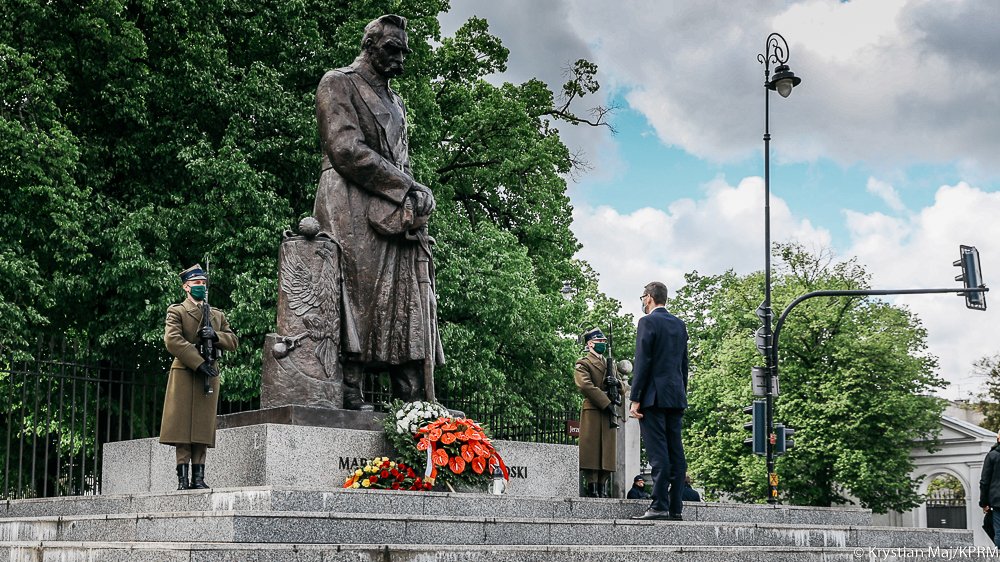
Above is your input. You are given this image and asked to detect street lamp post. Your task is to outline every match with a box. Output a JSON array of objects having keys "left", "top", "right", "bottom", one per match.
[{"left": 756, "top": 32, "right": 801, "bottom": 504}]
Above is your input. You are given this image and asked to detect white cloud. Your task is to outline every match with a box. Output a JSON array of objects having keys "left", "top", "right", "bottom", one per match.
[
  {"left": 845, "top": 182, "right": 1000, "bottom": 398},
  {"left": 443, "top": 0, "right": 1000, "bottom": 177},
  {"left": 866, "top": 177, "right": 907, "bottom": 213},
  {"left": 572, "top": 176, "right": 832, "bottom": 311}
]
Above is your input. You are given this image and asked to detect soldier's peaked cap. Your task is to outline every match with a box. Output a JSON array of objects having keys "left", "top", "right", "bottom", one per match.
[
  {"left": 179, "top": 264, "right": 208, "bottom": 283},
  {"left": 583, "top": 328, "right": 606, "bottom": 343}
]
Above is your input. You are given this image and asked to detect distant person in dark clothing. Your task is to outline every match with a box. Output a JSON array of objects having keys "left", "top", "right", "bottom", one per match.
[
  {"left": 627, "top": 475, "right": 651, "bottom": 500},
  {"left": 979, "top": 430, "right": 1000, "bottom": 547},
  {"left": 682, "top": 474, "right": 701, "bottom": 502}
]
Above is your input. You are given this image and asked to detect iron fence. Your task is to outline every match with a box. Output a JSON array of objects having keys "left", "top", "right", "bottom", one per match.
[
  {"left": 362, "top": 373, "right": 581, "bottom": 444},
  {"left": 1, "top": 340, "right": 576, "bottom": 499},
  {"left": 0, "top": 338, "right": 257, "bottom": 500}
]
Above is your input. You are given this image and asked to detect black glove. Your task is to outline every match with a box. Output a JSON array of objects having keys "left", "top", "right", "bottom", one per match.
[
  {"left": 196, "top": 361, "right": 217, "bottom": 378},
  {"left": 604, "top": 404, "right": 616, "bottom": 416},
  {"left": 200, "top": 325, "right": 219, "bottom": 342}
]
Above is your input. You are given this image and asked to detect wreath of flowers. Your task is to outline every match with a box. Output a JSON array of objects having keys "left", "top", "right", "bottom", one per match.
[
  {"left": 342, "top": 456, "right": 432, "bottom": 491},
  {"left": 378, "top": 400, "right": 510, "bottom": 492},
  {"left": 415, "top": 416, "right": 509, "bottom": 490}
]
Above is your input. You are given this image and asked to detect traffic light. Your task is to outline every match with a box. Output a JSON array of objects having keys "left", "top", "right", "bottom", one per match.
[
  {"left": 743, "top": 400, "right": 766, "bottom": 456},
  {"left": 775, "top": 424, "right": 795, "bottom": 456},
  {"left": 954, "top": 244, "right": 986, "bottom": 310}
]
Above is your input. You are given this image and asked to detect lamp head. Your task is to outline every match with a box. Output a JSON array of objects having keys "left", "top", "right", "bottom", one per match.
[{"left": 767, "top": 64, "right": 801, "bottom": 98}]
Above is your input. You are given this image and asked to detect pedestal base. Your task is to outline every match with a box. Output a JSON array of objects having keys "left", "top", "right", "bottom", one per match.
[
  {"left": 217, "top": 405, "right": 384, "bottom": 431},
  {"left": 103, "top": 424, "right": 579, "bottom": 497}
]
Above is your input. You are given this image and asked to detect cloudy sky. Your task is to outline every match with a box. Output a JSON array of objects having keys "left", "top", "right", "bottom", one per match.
[{"left": 439, "top": 0, "right": 1000, "bottom": 399}]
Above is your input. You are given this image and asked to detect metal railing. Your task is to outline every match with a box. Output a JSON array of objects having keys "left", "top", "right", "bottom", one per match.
[
  {"left": 0, "top": 338, "right": 162, "bottom": 499},
  {"left": 1, "top": 339, "right": 574, "bottom": 499},
  {"left": 0, "top": 338, "right": 256, "bottom": 499},
  {"left": 362, "top": 372, "right": 580, "bottom": 444}
]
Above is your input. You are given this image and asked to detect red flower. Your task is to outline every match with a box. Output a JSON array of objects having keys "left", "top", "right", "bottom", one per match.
[
  {"left": 432, "top": 448, "right": 449, "bottom": 467},
  {"left": 449, "top": 455, "right": 466, "bottom": 474},
  {"left": 470, "top": 457, "right": 486, "bottom": 474},
  {"left": 391, "top": 483, "right": 401, "bottom": 490},
  {"left": 380, "top": 470, "right": 389, "bottom": 479},
  {"left": 440, "top": 432, "right": 457, "bottom": 445},
  {"left": 428, "top": 428, "right": 442, "bottom": 441},
  {"left": 369, "top": 475, "right": 379, "bottom": 484},
  {"left": 406, "top": 468, "right": 416, "bottom": 478},
  {"left": 417, "top": 438, "right": 430, "bottom": 451},
  {"left": 460, "top": 445, "right": 474, "bottom": 463}
]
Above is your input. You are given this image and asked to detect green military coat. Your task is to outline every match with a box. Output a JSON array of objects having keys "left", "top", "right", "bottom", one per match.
[
  {"left": 574, "top": 351, "right": 628, "bottom": 472},
  {"left": 159, "top": 298, "right": 238, "bottom": 447}
]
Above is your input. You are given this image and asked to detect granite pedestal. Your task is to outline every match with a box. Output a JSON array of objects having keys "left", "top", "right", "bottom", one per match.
[{"left": 103, "top": 423, "right": 578, "bottom": 497}]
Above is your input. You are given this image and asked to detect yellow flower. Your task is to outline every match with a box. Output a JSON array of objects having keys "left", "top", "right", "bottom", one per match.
[
  {"left": 362, "top": 479, "right": 371, "bottom": 488},
  {"left": 351, "top": 482, "right": 360, "bottom": 489}
]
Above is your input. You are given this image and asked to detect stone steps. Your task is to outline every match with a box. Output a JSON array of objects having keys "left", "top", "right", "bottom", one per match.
[
  {"left": 0, "top": 510, "right": 970, "bottom": 548},
  {"left": 0, "top": 542, "right": 988, "bottom": 562},
  {"left": 1, "top": 486, "right": 873, "bottom": 526},
  {"left": 0, "top": 487, "right": 974, "bottom": 561}
]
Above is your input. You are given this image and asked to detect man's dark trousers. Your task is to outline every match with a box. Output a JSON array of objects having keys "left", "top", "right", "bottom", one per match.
[{"left": 640, "top": 406, "right": 686, "bottom": 515}]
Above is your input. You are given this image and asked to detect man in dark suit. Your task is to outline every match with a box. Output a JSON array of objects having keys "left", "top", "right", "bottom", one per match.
[{"left": 629, "top": 281, "right": 689, "bottom": 520}]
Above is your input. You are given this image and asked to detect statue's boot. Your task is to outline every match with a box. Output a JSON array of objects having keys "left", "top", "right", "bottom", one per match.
[
  {"left": 390, "top": 361, "right": 425, "bottom": 403},
  {"left": 176, "top": 464, "right": 190, "bottom": 491},
  {"left": 191, "top": 464, "right": 210, "bottom": 489},
  {"left": 586, "top": 482, "right": 600, "bottom": 498},
  {"left": 343, "top": 363, "right": 374, "bottom": 411}
]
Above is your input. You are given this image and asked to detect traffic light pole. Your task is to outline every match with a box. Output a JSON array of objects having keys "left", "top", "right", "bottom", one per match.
[{"left": 772, "top": 286, "right": 990, "bottom": 356}]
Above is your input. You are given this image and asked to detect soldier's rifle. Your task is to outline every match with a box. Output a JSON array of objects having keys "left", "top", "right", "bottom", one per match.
[
  {"left": 604, "top": 320, "right": 623, "bottom": 430},
  {"left": 196, "top": 258, "right": 218, "bottom": 396}
]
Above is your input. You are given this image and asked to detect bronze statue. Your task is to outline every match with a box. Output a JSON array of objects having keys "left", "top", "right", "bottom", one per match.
[
  {"left": 315, "top": 13, "right": 444, "bottom": 410},
  {"left": 262, "top": 15, "right": 443, "bottom": 412}
]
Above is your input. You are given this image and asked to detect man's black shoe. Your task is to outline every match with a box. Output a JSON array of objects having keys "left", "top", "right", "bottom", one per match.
[
  {"left": 667, "top": 514, "right": 683, "bottom": 521},
  {"left": 631, "top": 509, "right": 671, "bottom": 520}
]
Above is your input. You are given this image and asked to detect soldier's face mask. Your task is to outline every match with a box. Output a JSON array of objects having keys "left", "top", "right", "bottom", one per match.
[
  {"left": 593, "top": 342, "right": 608, "bottom": 354},
  {"left": 189, "top": 285, "right": 207, "bottom": 301}
]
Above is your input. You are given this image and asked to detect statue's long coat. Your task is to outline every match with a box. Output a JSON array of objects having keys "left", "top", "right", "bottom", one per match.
[
  {"left": 574, "top": 352, "right": 628, "bottom": 472},
  {"left": 159, "top": 299, "right": 238, "bottom": 447},
  {"left": 313, "top": 59, "right": 444, "bottom": 367}
]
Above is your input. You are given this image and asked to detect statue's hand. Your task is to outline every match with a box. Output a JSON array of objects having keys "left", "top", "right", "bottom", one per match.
[{"left": 410, "top": 184, "right": 436, "bottom": 216}]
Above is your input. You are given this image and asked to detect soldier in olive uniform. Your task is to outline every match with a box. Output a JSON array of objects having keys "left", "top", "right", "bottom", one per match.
[
  {"left": 159, "top": 265, "right": 238, "bottom": 490},
  {"left": 574, "top": 328, "right": 628, "bottom": 498}
]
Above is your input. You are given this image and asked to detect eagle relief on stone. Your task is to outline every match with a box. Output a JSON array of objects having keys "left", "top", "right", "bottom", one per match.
[{"left": 271, "top": 217, "right": 343, "bottom": 381}]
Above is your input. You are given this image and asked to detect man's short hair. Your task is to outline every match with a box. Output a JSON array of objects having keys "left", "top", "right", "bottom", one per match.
[
  {"left": 361, "top": 14, "right": 408, "bottom": 50},
  {"left": 643, "top": 281, "right": 668, "bottom": 305}
]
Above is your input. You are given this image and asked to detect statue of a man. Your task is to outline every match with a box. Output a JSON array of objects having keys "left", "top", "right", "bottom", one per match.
[{"left": 313, "top": 14, "right": 444, "bottom": 410}]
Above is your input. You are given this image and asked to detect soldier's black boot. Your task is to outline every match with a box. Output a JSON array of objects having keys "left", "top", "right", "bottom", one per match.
[
  {"left": 191, "top": 464, "right": 210, "bottom": 489},
  {"left": 587, "top": 483, "right": 600, "bottom": 498},
  {"left": 176, "top": 464, "right": 190, "bottom": 491},
  {"left": 343, "top": 364, "right": 374, "bottom": 411}
]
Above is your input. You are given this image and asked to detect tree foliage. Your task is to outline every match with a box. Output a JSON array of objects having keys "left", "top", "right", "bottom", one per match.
[
  {"left": 1, "top": 0, "right": 627, "bottom": 414},
  {"left": 976, "top": 354, "right": 1000, "bottom": 432},
  {"left": 672, "top": 244, "right": 946, "bottom": 513}
]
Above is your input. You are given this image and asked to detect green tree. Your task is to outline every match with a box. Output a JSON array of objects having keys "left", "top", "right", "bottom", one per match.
[
  {"left": 975, "top": 354, "right": 1000, "bottom": 432},
  {"left": 1, "top": 0, "right": 628, "bottom": 418},
  {"left": 673, "top": 244, "right": 946, "bottom": 513}
]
